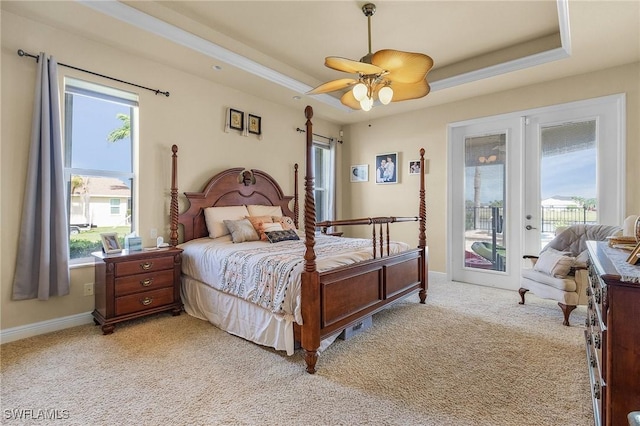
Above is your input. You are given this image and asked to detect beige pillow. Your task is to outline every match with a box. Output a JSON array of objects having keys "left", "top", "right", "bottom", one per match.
[
  {"left": 247, "top": 204, "right": 283, "bottom": 217},
  {"left": 203, "top": 205, "right": 250, "bottom": 239},
  {"left": 534, "top": 250, "right": 575, "bottom": 278},
  {"left": 223, "top": 218, "right": 259, "bottom": 243}
]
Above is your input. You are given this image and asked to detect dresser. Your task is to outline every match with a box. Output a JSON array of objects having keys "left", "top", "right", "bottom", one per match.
[
  {"left": 92, "top": 248, "right": 183, "bottom": 334},
  {"left": 585, "top": 241, "right": 640, "bottom": 426}
]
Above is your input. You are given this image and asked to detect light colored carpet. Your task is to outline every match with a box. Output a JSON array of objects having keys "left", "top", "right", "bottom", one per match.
[{"left": 1, "top": 276, "right": 593, "bottom": 425}]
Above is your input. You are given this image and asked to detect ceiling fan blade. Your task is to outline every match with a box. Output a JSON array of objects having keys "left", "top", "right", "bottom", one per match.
[
  {"left": 325, "top": 56, "right": 385, "bottom": 75},
  {"left": 340, "top": 90, "right": 361, "bottom": 110},
  {"left": 307, "top": 78, "right": 358, "bottom": 95},
  {"left": 389, "top": 79, "right": 431, "bottom": 102},
  {"left": 371, "top": 49, "right": 434, "bottom": 84}
]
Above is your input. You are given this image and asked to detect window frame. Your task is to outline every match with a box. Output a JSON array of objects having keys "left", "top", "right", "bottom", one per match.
[{"left": 63, "top": 78, "right": 138, "bottom": 264}]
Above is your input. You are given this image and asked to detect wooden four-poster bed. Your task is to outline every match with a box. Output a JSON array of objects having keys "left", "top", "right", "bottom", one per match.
[{"left": 169, "top": 106, "right": 427, "bottom": 373}]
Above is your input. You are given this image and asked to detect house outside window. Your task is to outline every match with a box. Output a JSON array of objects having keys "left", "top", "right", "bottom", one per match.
[{"left": 64, "top": 78, "right": 138, "bottom": 262}]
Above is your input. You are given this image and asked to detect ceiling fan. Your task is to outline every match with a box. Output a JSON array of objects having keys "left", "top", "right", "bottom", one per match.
[{"left": 307, "top": 3, "right": 434, "bottom": 111}]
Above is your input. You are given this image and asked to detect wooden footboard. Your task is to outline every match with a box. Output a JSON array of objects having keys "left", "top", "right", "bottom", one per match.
[{"left": 300, "top": 106, "right": 427, "bottom": 373}]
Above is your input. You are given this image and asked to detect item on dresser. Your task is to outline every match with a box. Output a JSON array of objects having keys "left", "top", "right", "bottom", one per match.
[
  {"left": 584, "top": 241, "right": 640, "bottom": 426},
  {"left": 92, "top": 248, "right": 183, "bottom": 334}
]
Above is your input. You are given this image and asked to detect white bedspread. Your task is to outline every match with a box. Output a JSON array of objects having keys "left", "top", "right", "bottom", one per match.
[{"left": 179, "top": 233, "right": 410, "bottom": 325}]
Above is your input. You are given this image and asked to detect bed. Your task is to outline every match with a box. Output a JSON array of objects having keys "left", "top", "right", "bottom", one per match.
[{"left": 169, "top": 106, "right": 427, "bottom": 373}]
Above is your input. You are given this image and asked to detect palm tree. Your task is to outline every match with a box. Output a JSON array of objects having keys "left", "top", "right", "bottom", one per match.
[{"left": 107, "top": 113, "right": 130, "bottom": 142}]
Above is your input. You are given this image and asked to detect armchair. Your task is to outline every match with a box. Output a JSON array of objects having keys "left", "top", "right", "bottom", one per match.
[{"left": 519, "top": 224, "right": 621, "bottom": 326}]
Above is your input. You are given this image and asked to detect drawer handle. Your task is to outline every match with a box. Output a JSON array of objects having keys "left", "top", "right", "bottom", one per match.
[
  {"left": 594, "top": 333, "right": 601, "bottom": 350},
  {"left": 140, "top": 278, "right": 153, "bottom": 287},
  {"left": 594, "top": 288, "right": 601, "bottom": 304},
  {"left": 140, "top": 262, "right": 153, "bottom": 270},
  {"left": 589, "top": 355, "right": 596, "bottom": 368},
  {"left": 141, "top": 297, "right": 153, "bottom": 306}
]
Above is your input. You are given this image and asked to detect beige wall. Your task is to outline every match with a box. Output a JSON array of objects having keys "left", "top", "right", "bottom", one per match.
[
  {"left": 342, "top": 62, "right": 640, "bottom": 273},
  {"left": 2, "top": 9, "right": 638, "bottom": 334},
  {"left": 0, "top": 11, "right": 340, "bottom": 331}
]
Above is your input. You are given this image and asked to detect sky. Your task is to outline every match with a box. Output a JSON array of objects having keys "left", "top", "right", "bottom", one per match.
[
  {"left": 465, "top": 146, "right": 597, "bottom": 204},
  {"left": 70, "top": 94, "right": 132, "bottom": 173}
]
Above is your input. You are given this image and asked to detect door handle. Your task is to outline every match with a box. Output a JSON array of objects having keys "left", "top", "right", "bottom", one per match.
[{"left": 525, "top": 225, "right": 537, "bottom": 230}]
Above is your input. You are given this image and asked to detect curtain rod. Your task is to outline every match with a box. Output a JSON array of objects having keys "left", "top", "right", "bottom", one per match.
[
  {"left": 17, "top": 49, "right": 170, "bottom": 97},
  {"left": 295, "top": 127, "right": 343, "bottom": 144}
]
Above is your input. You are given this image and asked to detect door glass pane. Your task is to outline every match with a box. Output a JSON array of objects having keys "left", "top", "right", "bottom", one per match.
[
  {"left": 464, "top": 133, "right": 506, "bottom": 271},
  {"left": 539, "top": 121, "right": 596, "bottom": 248}
]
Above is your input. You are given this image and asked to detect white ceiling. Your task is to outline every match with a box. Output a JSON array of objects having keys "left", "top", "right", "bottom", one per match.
[{"left": 4, "top": 1, "right": 639, "bottom": 125}]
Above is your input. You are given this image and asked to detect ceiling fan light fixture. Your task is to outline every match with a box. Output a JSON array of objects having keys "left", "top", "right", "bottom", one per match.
[
  {"left": 360, "top": 96, "right": 373, "bottom": 111},
  {"left": 352, "top": 83, "right": 368, "bottom": 101},
  {"left": 378, "top": 85, "right": 393, "bottom": 105}
]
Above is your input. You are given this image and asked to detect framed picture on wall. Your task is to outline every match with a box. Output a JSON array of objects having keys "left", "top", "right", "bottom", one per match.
[
  {"left": 229, "top": 108, "right": 244, "bottom": 131},
  {"left": 408, "top": 160, "right": 421, "bottom": 175},
  {"left": 350, "top": 164, "right": 369, "bottom": 182},
  {"left": 248, "top": 114, "right": 262, "bottom": 135},
  {"left": 375, "top": 152, "right": 398, "bottom": 184}
]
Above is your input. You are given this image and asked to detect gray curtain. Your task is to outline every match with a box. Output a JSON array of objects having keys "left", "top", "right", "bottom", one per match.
[{"left": 12, "top": 53, "right": 70, "bottom": 300}]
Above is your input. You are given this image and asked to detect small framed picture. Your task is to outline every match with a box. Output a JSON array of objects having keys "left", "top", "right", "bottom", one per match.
[
  {"left": 248, "top": 114, "right": 262, "bottom": 135},
  {"left": 375, "top": 152, "right": 398, "bottom": 184},
  {"left": 229, "top": 108, "right": 244, "bottom": 131},
  {"left": 350, "top": 164, "right": 369, "bottom": 182},
  {"left": 408, "top": 160, "right": 421, "bottom": 175},
  {"left": 626, "top": 242, "right": 640, "bottom": 265},
  {"left": 100, "top": 232, "right": 122, "bottom": 254}
]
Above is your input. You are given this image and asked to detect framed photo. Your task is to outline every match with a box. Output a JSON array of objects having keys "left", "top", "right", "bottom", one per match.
[
  {"left": 408, "top": 160, "right": 421, "bottom": 175},
  {"left": 229, "top": 108, "right": 244, "bottom": 131},
  {"left": 350, "top": 164, "right": 369, "bottom": 182},
  {"left": 626, "top": 242, "right": 640, "bottom": 265},
  {"left": 375, "top": 152, "right": 398, "bottom": 184},
  {"left": 100, "top": 232, "right": 122, "bottom": 254},
  {"left": 248, "top": 114, "right": 262, "bottom": 135}
]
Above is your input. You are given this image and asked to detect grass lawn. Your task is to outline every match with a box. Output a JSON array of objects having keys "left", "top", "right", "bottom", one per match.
[{"left": 71, "top": 226, "right": 131, "bottom": 243}]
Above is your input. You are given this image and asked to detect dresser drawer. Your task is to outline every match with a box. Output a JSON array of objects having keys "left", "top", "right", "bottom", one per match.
[
  {"left": 115, "top": 287, "right": 175, "bottom": 316},
  {"left": 115, "top": 270, "right": 175, "bottom": 297},
  {"left": 115, "top": 255, "right": 174, "bottom": 277}
]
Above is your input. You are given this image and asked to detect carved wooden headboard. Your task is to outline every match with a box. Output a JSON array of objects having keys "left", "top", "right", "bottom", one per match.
[{"left": 170, "top": 145, "right": 298, "bottom": 245}]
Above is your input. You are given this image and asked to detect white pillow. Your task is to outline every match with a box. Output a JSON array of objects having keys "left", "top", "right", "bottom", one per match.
[
  {"left": 203, "top": 205, "right": 250, "bottom": 239},
  {"left": 247, "top": 204, "right": 283, "bottom": 217},
  {"left": 534, "top": 249, "right": 575, "bottom": 278}
]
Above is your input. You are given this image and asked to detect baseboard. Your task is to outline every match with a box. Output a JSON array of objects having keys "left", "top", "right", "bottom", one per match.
[{"left": 0, "top": 312, "right": 94, "bottom": 344}]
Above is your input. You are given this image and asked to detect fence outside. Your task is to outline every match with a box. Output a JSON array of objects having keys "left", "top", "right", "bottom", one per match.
[{"left": 466, "top": 206, "right": 595, "bottom": 233}]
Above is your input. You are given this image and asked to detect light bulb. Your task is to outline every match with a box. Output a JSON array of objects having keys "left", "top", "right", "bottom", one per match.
[
  {"left": 360, "top": 96, "right": 373, "bottom": 111},
  {"left": 352, "top": 83, "right": 367, "bottom": 102},
  {"left": 378, "top": 86, "right": 393, "bottom": 105}
]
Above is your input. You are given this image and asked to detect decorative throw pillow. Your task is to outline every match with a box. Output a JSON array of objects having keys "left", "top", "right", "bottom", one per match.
[
  {"left": 246, "top": 215, "right": 275, "bottom": 241},
  {"left": 203, "top": 205, "right": 250, "bottom": 239},
  {"left": 272, "top": 216, "right": 296, "bottom": 231},
  {"left": 247, "top": 204, "right": 283, "bottom": 217},
  {"left": 534, "top": 249, "right": 576, "bottom": 278},
  {"left": 265, "top": 229, "right": 300, "bottom": 243},
  {"left": 223, "top": 218, "right": 259, "bottom": 243}
]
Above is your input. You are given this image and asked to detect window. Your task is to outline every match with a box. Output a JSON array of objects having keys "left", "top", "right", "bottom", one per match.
[
  {"left": 64, "top": 78, "right": 138, "bottom": 262},
  {"left": 311, "top": 141, "right": 336, "bottom": 224}
]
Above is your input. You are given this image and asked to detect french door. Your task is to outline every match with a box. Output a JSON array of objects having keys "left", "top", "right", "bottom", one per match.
[{"left": 449, "top": 95, "right": 625, "bottom": 290}]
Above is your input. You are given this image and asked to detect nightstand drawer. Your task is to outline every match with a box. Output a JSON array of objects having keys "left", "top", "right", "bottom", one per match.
[
  {"left": 115, "top": 270, "right": 174, "bottom": 297},
  {"left": 115, "top": 255, "right": 174, "bottom": 276},
  {"left": 115, "top": 287, "right": 175, "bottom": 316}
]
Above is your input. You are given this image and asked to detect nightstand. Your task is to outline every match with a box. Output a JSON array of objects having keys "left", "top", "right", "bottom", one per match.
[{"left": 92, "top": 247, "right": 183, "bottom": 334}]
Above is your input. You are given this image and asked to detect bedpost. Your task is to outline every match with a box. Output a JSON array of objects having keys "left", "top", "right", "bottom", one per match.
[
  {"left": 418, "top": 148, "right": 428, "bottom": 303},
  {"left": 294, "top": 163, "right": 299, "bottom": 229},
  {"left": 170, "top": 144, "right": 179, "bottom": 247},
  {"left": 301, "top": 106, "right": 320, "bottom": 374}
]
